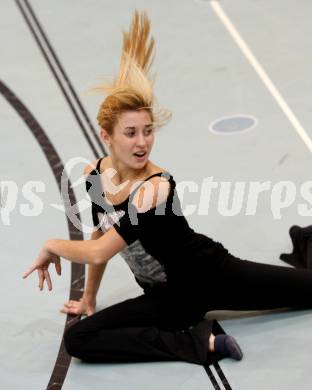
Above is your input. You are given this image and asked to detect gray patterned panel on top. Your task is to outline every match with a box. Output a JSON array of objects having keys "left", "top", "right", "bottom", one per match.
[
  {"left": 121, "top": 240, "right": 167, "bottom": 285},
  {"left": 97, "top": 211, "right": 168, "bottom": 285}
]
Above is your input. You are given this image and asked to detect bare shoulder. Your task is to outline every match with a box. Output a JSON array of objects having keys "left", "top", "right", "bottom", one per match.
[
  {"left": 132, "top": 174, "right": 171, "bottom": 212},
  {"left": 147, "top": 161, "right": 167, "bottom": 176},
  {"left": 83, "top": 156, "right": 110, "bottom": 176}
]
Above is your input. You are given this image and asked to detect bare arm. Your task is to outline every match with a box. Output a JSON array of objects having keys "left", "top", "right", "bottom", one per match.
[
  {"left": 79, "top": 158, "right": 110, "bottom": 298},
  {"left": 43, "top": 227, "right": 125, "bottom": 265},
  {"left": 60, "top": 158, "right": 112, "bottom": 314},
  {"left": 22, "top": 227, "right": 127, "bottom": 291},
  {"left": 61, "top": 229, "right": 108, "bottom": 315},
  {"left": 84, "top": 229, "right": 107, "bottom": 300},
  {"left": 69, "top": 159, "right": 107, "bottom": 314}
]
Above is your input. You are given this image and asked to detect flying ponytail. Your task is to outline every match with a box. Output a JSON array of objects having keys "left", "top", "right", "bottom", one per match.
[{"left": 96, "top": 10, "right": 171, "bottom": 133}]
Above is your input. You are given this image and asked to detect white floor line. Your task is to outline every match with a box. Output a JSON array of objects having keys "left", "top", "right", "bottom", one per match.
[{"left": 210, "top": 0, "right": 312, "bottom": 153}]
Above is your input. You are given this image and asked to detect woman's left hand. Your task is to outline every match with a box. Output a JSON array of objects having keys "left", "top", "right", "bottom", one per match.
[{"left": 22, "top": 244, "right": 62, "bottom": 291}]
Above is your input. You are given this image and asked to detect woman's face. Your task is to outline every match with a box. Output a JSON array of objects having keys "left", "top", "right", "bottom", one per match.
[{"left": 102, "top": 110, "right": 155, "bottom": 170}]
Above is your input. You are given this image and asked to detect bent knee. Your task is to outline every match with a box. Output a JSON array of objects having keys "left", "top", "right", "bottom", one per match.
[{"left": 63, "top": 325, "right": 84, "bottom": 358}]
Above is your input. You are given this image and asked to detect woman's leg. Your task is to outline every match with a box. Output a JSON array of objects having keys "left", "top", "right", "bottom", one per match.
[
  {"left": 206, "top": 253, "right": 312, "bottom": 311},
  {"left": 64, "top": 292, "right": 218, "bottom": 365}
]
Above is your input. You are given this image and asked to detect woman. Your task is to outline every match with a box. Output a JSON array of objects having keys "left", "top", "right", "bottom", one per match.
[{"left": 23, "top": 11, "right": 312, "bottom": 366}]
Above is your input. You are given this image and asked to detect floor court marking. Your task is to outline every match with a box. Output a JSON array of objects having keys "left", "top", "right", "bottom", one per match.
[
  {"left": 16, "top": 0, "right": 105, "bottom": 158},
  {"left": 207, "top": 1, "right": 311, "bottom": 388},
  {"left": 210, "top": 0, "right": 312, "bottom": 153},
  {"left": 204, "top": 365, "right": 222, "bottom": 389},
  {"left": 0, "top": 79, "right": 85, "bottom": 390},
  {"left": 213, "top": 362, "right": 232, "bottom": 389}
]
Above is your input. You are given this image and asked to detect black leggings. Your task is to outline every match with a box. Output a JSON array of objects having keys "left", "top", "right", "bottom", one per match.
[{"left": 64, "top": 254, "right": 312, "bottom": 365}]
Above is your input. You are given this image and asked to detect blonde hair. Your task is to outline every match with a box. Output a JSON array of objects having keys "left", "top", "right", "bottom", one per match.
[{"left": 96, "top": 10, "right": 171, "bottom": 134}]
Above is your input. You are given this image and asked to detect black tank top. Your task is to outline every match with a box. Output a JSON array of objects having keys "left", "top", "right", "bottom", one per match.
[{"left": 86, "top": 157, "right": 229, "bottom": 290}]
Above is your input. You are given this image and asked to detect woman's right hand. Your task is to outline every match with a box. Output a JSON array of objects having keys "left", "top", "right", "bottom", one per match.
[{"left": 60, "top": 297, "right": 96, "bottom": 316}]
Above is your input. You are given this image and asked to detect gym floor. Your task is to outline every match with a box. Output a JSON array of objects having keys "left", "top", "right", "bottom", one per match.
[{"left": 1, "top": 1, "right": 312, "bottom": 389}]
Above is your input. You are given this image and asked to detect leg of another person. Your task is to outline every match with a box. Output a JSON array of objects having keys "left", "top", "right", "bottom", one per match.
[{"left": 64, "top": 292, "right": 215, "bottom": 365}]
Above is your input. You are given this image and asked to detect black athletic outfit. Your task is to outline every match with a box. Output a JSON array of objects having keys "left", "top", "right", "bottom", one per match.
[{"left": 64, "top": 159, "right": 312, "bottom": 365}]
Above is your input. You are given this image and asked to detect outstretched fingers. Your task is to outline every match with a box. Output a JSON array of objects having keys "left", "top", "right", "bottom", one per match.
[
  {"left": 36, "top": 269, "right": 52, "bottom": 290},
  {"left": 22, "top": 255, "right": 61, "bottom": 290},
  {"left": 23, "top": 265, "right": 52, "bottom": 291},
  {"left": 44, "top": 269, "right": 52, "bottom": 290},
  {"left": 54, "top": 257, "right": 62, "bottom": 275},
  {"left": 38, "top": 269, "right": 45, "bottom": 290},
  {"left": 22, "top": 264, "right": 37, "bottom": 279}
]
